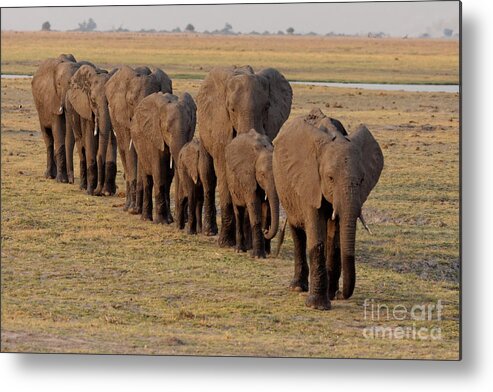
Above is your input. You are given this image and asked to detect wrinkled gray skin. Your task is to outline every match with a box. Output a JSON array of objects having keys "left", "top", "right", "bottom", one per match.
[
  {"left": 273, "top": 108, "right": 384, "bottom": 310},
  {"left": 130, "top": 92, "right": 196, "bottom": 224},
  {"left": 176, "top": 138, "right": 218, "bottom": 235},
  {"left": 67, "top": 64, "right": 118, "bottom": 195},
  {"left": 196, "top": 65, "right": 292, "bottom": 247},
  {"left": 105, "top": 65, "right": 172, "bottom": 212},
  {"left": 31, "top": 54, "right": 89, "bottom": 183},
  {"left": 225, "top": 129, "right": 279, "bottom": 258}
]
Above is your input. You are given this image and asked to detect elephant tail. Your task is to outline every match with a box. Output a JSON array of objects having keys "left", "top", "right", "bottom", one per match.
[{"left": 274, "top": 218, "right": 288, "bottom": 258}]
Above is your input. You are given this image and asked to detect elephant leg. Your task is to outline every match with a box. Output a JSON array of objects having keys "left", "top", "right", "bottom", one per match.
[
  {"left": 65, "top": 120, "right": 75, "bottom": 184},
  {"left": 94, "top": 144, "right": 106, "bottom": 196},
  {"left": 201, "top": 155, "right": 218, "bottom": 236},
  {"left": 127, "top": 145, "right": 139, "bottom": 213},
  {"left": 289, "top": 224, "right": 309, "bottom": 292},
  {"left": 41, "top": 126, "right": 56, "bottom": 179},
  {"left": 233, "top": 205, "right": 246, "bottom": 253},
  {"left": 53, "top": 115, "right": 68, "bottom": 183},
  {"left": 84, "top": 120, "right": 97, "bottom": 195},
  {"left": 78, "top": 145, "right": 87, "bottom": 191},
  {"left": 196, "top": 185, "right": 204, "bottom": 234},
  {"left": 305, "top": 211, "right": 331, "bottom": 310},
  {"left": 187, "top": 184, "right": 198, "bottom": 235},
  {"left": 327, "top": 218, "right": 342, "bottom": 300},
  {"left": 165, "top": 155, "right": 174, "bottom": 224},
  {"left": 141, "top": 174, "right": 153, "bottom": 222},
  {"left": 103, "top": 131, "right": 118, "bottom": 196},
  {"left": 262, "top": 201, "right": 271, "bottom": 255},
  {"left": 153, "top": 160, "right": 171, "bottom": 225},
  {"left": 247, "top": 199, "right": 265, "bottom": 259},
  {"left": 243, "top": 214, "right": 252, "bottom": 250},
  {"left": 216, "top": 158, "right": 236, "bottom": 247}
]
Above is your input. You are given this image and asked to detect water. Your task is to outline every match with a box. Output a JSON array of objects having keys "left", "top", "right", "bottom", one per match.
[
  {"left": 290, "top": 81, "right": 459, "bottom": 93},
  {"left": 1, "top": 74, "right": 459, "bottom": 93}
]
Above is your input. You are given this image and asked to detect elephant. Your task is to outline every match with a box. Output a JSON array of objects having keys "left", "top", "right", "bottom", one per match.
[
  {"left": 196, "top": 65, "right": 292, "bottom": 248},
  {"left": 31, "top": 54, "right": 90, "bottom": 183},
  {"left": 176, "top": 138, "right": 218, "bottom": 235},
  {"left": 129, "top": 92, "right": 197, "bottom": 224},
  {"left": 105, "top": 65, "right": 172, "bottom": 212},
  {"left": 272, "top": 108, "right": 384, "bottom": 310},
  {"left": 67, "top": 64, "right": 118, "bottom": 195},
  {"left": 225, "top": 129, "right": 279, "bottom": 258}
]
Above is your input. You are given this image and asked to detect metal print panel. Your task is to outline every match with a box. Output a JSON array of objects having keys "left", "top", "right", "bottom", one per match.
[{"left": 0, "top": 1, "right": 461, "bottom": 359}]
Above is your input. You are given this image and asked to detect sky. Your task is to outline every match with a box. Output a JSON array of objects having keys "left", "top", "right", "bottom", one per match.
[{"left": 1, "top": 1, "right": 460, "bottom": 37}]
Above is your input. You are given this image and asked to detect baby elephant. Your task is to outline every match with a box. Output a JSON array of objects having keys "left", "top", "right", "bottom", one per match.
[
  {"left": 225, "top": 129, "right": 279, "bottom": 258},
  {"left": 176, "top": 138, "right": 218, "bottom": 235},
  {"left": 130, "top": 92, "right": 196, "bottom": 223}
]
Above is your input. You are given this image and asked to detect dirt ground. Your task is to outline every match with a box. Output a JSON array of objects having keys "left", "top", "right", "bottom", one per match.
[{"left": 1, "top": 75, "right": 459, "bottom": 358}]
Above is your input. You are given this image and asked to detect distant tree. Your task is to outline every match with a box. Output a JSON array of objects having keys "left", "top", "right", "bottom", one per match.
[
  {"left": 172, "top": 27, "right": 182, "bottom": 33},
  {"left": 443, "top": 28, "right": 453, "bottom": 38},
  {"left": 277, "top": 30, "right": 285, "bottom": 35},
  {"left": 41, "top": 21, "right": 51, "bottom": 31},
  {"left": 286, "top": 27, "right": 294, "bottom": 35},
  {"left": 77, "top": 18, "right": 97, "bottom": 32},
  {"left": 185, "top": 23, "right": 195, "bottom": 32},
  {"left": 221, "top": 23, "right": 234, "bottom": 34}
]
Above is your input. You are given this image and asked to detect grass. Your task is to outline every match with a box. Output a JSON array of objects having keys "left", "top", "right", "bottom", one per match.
[
  {"left": 1, "top": 74, "right": 459, "bottom": 358},
  {"left": 0, "top": 31, "right": 459, "bottom": 84}
]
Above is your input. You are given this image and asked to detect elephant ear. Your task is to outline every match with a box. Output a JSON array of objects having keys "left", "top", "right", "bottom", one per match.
[
  {"left": 152, "top": 68, "right": 173, "bottom": 94},
  {"left": 225, "top": 131, "right": 260, "bottom": 197},
  {"left": 145, "top": 94, "right": 167, "bottom": 151},
  {"left": 350, "top": 124, "right": 384, "bottom": 205},
  {"left": 257, "top": 68, "right": 293, "bottom": 140},
  {"left": 196, "top": 67, "right": 233, "bottom": 155},
  {"left": 273, "top": 118, "right": 327, "bottom": 209},
  {"left": 179, "top": 92, "right": 197, "bottom": 139},
  {"left": 68, "top": 65, "right": 94, "bottom": 120}
]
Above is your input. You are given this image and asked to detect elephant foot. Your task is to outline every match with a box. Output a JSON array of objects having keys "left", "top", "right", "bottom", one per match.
[
  {"left": 235, "top": 244, "right": 247, "bottom": 253},
  {"left": 289, "top": 279, "right": 308, "bottom": 292},
  {"left": 141, "top": 213, "right": 153, "bottom": 222},
  {"left": 79, "top": 181, "right": 87, "bottom": 191},
  {"left": 203, "top": 225, "right": 218, "bottom": 236},
  {"left": 218, "top": 231, "right": 236, "bottom": 248},
  {"left": 56, "top": 173, "right": 68, "bottom": 183},
  {"left": 154, "top": 215, "right": 173, "bottom": 225},
  {"left": 129, "top": 206, "right": 142, "bottom": 215},
  {"left": 86, "top": 187, "right": 95, "bottom": 196},
  {"left": 67, "top": 172, "right": 75, "bottom": 184},
  {"left": 250, "top": 248, "right": 266, "bottom": 259},
  {"left": 305, "top": 294, "right": 331, "bottom": 311},
  {"left": 102, "top": 183, "right": 116, "bottom": 197},
  {"left": 94, "top": 185, "right": 104, "bottom": 196},
  {"left": 45, "top": 167, "right": 56, "bottom": 179},
  {"left": 187, "top": 227, "right": 198, "bottom": 235}
]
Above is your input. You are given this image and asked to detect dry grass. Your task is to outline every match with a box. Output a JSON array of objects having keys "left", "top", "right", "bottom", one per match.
[
  {"left": 1, "top": 74, "right": 459, "bottom": 358},
  {"left": 1, "top": 31, "right": 459, "bottom": 84}
]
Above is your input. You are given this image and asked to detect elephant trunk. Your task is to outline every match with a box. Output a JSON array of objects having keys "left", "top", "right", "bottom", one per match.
[
  {"left": 264, "top": 183, "right": 279, "bottom": 240},
  {"left": 339, "top": 206, "right": 359, "bottom": 299}
]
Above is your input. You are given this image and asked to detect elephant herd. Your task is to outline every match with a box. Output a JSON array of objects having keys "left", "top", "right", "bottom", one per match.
[{"left": 31, "top": 54, "right": 384, "bottom": 311}]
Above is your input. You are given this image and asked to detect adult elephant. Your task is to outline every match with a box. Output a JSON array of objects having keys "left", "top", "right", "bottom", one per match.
[
  {"left": 273, "top": 108, "right": 384, "bottom": 310},
  {"left": 130, "top": 92, "right": 196, "bottom": 224},
  {"left": 67, "top": 64, "right": 118, "bottom": 195},
  {"left": 31, "top": 54, "right": 88, "bottom": 183},
  {"left": 196, "top": 65, "right": 292, "bottom": 247},
  {"left": 105, "top": 65, "right": 172, "bottom": 212}
]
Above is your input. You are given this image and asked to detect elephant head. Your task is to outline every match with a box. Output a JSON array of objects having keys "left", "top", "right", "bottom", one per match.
[
  {"left": 197, "top": 65, "right": 292, "bottom": 146},
  {"left": 273, "top": 109, "right": 384, "bottom": 298},
  {"left": 68, "top": 64, "right": 112, "bottom": 137},
  {"left": 226, "top": 129, "right": 279, "bottom": 240},
  {"left": 132, "top": 92, "right": 196, "bottom": 163}
]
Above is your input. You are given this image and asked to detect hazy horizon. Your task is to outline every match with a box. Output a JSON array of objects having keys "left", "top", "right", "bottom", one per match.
[{"left": 1, "top": 1, "right": 460, "bottom": 38}]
